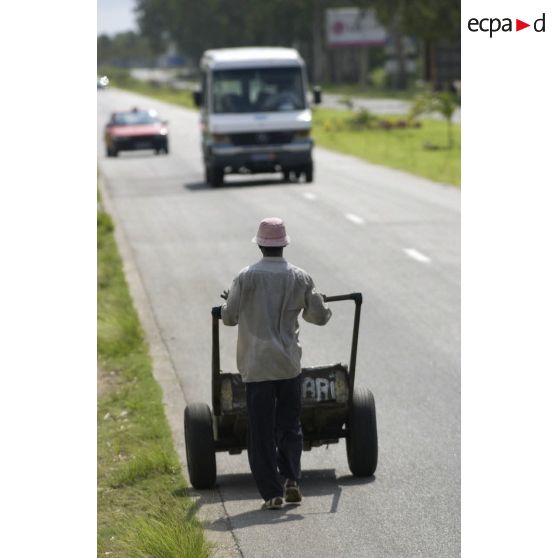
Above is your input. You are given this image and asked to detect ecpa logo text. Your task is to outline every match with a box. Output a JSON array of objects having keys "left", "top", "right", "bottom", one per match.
[{"left": 468, "top": 13, "right": 546, "bottom": 37}]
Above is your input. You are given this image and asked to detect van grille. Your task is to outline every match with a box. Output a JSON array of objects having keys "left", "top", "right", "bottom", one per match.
[{"left": 229, "top": 132, "right": 294, "bottom": 146}]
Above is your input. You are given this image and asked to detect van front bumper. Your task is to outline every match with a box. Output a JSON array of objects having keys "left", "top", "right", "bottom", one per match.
[{"left": 206, "top": 140, "right": 313, "bottom": 172}]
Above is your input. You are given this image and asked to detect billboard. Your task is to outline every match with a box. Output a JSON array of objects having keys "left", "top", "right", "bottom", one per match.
[{"left": 326, "top": 8, "right": 388, "bottom": 47}]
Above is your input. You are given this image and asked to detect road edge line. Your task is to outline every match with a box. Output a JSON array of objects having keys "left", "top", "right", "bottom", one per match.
[{"left": 98, "top": 172, "right": 242, "bottom": 558}]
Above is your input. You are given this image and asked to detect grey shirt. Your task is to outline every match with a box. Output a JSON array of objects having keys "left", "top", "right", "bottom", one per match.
[{"left": 221, "top": 257, "right": 332, "bottom": 382}]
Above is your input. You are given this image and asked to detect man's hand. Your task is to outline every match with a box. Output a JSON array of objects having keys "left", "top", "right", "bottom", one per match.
[
  {"left": 211, "top": 306, "right": 222, "bottom": 319},
  {"left": 220, "top": 289, "right": 229, "bottom": 301}
]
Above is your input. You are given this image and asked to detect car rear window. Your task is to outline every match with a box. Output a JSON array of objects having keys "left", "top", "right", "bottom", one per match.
[{"left": 113, "top": 111, "right": 160, "bottom": 125}]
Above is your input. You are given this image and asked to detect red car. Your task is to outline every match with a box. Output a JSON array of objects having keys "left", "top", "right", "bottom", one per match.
[{"left": 104, "top": 108, "right": 169, "bottom": 157}]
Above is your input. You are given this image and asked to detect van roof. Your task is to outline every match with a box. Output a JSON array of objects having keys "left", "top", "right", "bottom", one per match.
[{"left": 201, "top": 47, "right": 304, "bottom": 70}]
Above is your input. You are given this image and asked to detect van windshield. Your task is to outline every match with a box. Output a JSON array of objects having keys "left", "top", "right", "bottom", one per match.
[{"left": 212, "top": 67, "right": 305, "bottom": 114}]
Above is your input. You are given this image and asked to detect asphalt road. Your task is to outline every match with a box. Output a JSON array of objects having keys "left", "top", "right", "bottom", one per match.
[{"left": 98, "top": 87, "right": 460, "bottom": 558}]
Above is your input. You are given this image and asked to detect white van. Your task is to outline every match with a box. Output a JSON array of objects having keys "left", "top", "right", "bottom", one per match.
[{"left": 193, "top": 47, "right": 321, "bottom": 187}]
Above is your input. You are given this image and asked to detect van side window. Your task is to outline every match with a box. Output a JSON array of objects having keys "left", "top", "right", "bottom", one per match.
[{"left": 201, "top": 72, "right": 207, "bottom": 108}]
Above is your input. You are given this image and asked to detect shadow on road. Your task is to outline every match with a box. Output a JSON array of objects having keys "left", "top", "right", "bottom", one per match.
[
  {"left": 184, "top": 176, "right": 308, "bottom": 191},
  {"left": 188, "top": 468, "right": 375, "bottom": 530},
  {"left": 106, "top": 151, "right": 165, "bottom": 159},
  {"left": 209, "top": 505, "right": 305, "bottom": 530}
]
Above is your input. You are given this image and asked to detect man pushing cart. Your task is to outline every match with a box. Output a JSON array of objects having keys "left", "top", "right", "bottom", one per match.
[{"left": 183, "top": 217, "right": 378, "bottom": 509}]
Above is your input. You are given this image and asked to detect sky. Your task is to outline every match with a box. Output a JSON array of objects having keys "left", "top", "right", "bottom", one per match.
[{"left": 97, "top": 0, "right": 137, "bottom": 35}]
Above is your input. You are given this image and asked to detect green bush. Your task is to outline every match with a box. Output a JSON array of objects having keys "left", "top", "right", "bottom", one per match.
[
  {"left": 410, "top": 90, "right": 459, "bottom": 148},
  {"left": 347, "top": 108, "right": 379, "bottom": 130},
  {"left": 369, "top": 67, "right": 387, "bottom": 89}
]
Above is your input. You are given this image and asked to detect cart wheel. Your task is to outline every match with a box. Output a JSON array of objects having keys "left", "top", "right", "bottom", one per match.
[
  {"left": 184, "top": 403, "right": 216, "bottom": 488},
  {"left": 346, "top": 388, "right": 378, "bottom": 477}
]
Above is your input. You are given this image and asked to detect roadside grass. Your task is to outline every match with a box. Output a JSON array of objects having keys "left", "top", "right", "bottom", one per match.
[
  {"left": 98, "top": 201, "right": 212, "bottom": 558},
  {"left": 119, "top": 503, "right": 210, "bottom": 558},
  {"left": 320, "top": 83, "right": 420, "bottom": 101},
  {"left": 99, "top": 66, "right": 195, "bottom": 110},
  {"left": 312, "top": 108, "right": 460, "bottom": 186}
]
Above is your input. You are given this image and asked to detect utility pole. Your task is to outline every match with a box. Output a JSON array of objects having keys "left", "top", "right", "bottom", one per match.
[
  {"left": 359, "top": 46, "right": 368, "bottom": 86},
  {"left": 312, "top": 0, "right": 324, "bottom": 83},
  {"left": 393, "top": 3, "right": 407, "bottom": 90}
]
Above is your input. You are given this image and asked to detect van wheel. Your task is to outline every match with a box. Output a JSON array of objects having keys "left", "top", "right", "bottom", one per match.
[
  {"left": 304, "top": 164, "right": 313, "bottom": 183},
  {"left": 207, "top": 165, "right": 224, "bottom": 187}
]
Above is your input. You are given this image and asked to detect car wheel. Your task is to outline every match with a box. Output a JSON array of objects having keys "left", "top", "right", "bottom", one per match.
[
  {"left": 346, "top": 388, "right": 378, "bottom": 477},
  {"left": 184, "top": 403, "right": 216, "bottom": 489},
  {"left": 106, "top": 146, "right": 117, "bottom": 158},
  {"left": 157, "top": 142, "right": 169, "bottom": 155}
]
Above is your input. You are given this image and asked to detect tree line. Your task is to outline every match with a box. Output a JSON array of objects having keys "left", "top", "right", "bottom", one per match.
[
  {"left": 98, "top": 31, "right": 156, "bottom": 67},
  {"left": 100, "top": 0, "right": 460, "bottom": 88}
]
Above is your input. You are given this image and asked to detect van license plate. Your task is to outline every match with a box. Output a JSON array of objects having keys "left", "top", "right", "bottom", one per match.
[{"left": 251, "top": 153, "right": 275, "bottom": 162}]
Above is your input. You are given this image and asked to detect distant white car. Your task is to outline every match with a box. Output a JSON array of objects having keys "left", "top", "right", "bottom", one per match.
[{"left": 97, "top": 75, "right": 110, "bottom": 89}]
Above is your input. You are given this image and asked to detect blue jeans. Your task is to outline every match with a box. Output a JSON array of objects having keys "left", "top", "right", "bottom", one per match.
[{"left": 245, "top": 375, "right": 303, "bottom": 501}]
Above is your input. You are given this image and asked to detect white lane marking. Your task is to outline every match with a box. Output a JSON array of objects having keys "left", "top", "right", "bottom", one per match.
[
  {"left": 345, "top": 213, "right": 365, "bottom": 225},
  {"left": 404, "top": 248, "right": 431, "bottom": 263},
  {"left": 302, "top": 192, "right": 317, "bottom": 200}
]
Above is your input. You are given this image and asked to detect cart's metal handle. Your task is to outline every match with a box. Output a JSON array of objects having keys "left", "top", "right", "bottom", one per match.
[
  {"left": 322, "top": 292, "right": 362, "bottom": 404},
  {"left": 211, "top": 307, "right": 222, "bottom": 415},
  {"left": 212, "top": 294, "right": 360, "bottom": 315},
  {"left": 323, "top": 292, "right": 362, "bottom": 304}
]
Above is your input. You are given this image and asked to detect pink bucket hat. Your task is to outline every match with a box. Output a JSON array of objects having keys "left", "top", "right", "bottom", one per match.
[{"left": 252, "top": 217, "right": 290, "bottom": 247}]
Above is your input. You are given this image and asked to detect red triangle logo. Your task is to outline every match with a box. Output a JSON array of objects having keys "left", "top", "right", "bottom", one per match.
[{"left": 516, "top": 19, "right": 530, "bottom": 31}]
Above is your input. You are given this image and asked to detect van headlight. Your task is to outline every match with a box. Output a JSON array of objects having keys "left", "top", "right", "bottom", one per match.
[
  {"left": 294, "top": 129, "right": 310, "bottom": 139},
  {"left": 211, "top": 133, "right": 231, "bottom": 144}
]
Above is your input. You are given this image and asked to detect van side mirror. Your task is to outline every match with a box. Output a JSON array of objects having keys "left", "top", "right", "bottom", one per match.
[
  {"left": 313, "top": 86, "right": 322, "bottom": 105},
  {"left": 193, "top": 90, "right": 202, "bottom": 108}
]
